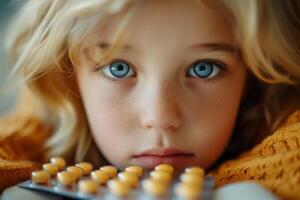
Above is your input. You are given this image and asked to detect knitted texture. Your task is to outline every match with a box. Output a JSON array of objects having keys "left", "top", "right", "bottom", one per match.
[
  {"left": 214, "top": 110, "right": 300, "bottom": 200},
  {"left": 0, "top": 111, "right": 299, "bottom": 199},
  {"left": 0, "top": 116, "right": 50, "bottom": 190}
]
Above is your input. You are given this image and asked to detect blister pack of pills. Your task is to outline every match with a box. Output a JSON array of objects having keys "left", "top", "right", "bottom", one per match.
[{"left": 18, "top": 157, "right": 215, "bottom": 200}]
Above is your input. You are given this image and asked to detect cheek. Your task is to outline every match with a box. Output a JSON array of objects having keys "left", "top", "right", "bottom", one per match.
[
  {"left": 186, "top": 70, "right": 246, "bottom": 167},
  {"left": 77, "top": 73, "right": 135, "bottom": 166}
]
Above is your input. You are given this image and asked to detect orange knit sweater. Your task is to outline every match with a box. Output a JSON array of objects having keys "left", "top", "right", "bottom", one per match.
[{"left": 0, "top": 111, "right": 300, "bottom": 199}]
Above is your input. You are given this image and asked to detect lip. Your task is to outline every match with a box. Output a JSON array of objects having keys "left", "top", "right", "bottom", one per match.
[
  {"left": 131, "top": 147, "right": 194, "bottom": 170},
  {"left": 133, "top": 147, "right": 193, "bottom": 157}
]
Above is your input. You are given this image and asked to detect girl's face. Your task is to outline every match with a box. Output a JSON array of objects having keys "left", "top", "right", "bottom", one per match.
[{"left": 76, "top": 0, "right": 247, "bottom": 171}]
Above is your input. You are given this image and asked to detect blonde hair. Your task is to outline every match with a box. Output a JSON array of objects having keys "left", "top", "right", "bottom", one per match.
[
  {"left": 4, "top": 0, "right": 138, "bottom": 162},
  {"left": 3, "top": 0, "right": 300, "bottom": 163},
  {"left": 218, "top": 0, "right": 300, "bottom": 161}
]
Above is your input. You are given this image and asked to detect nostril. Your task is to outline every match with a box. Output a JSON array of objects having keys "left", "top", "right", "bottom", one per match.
[
  {"left": 140, "top": 111, "right": 182, "bottom": 131},
  {"left": 139, "top": 92, "right": 182, "bottom": 132}
]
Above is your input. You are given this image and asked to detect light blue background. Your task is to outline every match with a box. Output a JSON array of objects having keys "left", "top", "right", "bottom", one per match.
[{"left": 0, "top": 0, "right": 22, "bottom": 115}]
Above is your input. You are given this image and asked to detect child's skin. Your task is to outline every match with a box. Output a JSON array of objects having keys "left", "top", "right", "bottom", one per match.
[{"left": 76, "top": 0, "right": 247, "bottom": 171}]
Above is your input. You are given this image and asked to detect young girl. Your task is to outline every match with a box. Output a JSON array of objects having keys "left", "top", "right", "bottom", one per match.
[{"left": 0, "top": 0, "right": 300, "bottom": 199}]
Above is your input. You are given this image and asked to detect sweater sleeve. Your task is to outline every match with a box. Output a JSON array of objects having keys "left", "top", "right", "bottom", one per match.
[
  {"left": 213, "top": 110, "right": 300, "bottom": 200},
  {"left": 0, "top": 115, "right": 51, "bottom": 190}
]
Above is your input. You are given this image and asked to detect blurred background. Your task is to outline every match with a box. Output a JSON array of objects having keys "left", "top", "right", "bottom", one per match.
[{"left": 0, "top": 0, "right": 21, "bottom": 115}]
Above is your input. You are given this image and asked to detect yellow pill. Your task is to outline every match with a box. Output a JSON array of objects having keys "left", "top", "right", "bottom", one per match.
[
  {"left": 118, "top": 172, "right": 139, "bottom": 187},
  {"left": 155, "top": 164, "right": 174, "bottom": 174},
  {"left": 57, "top": 171, "right": 76, "bottom": 186},
  {"left": 67, "top": 166, "right": 84, "bottom": 180},
  {"left": 108, "top": 179, "right": 131, "bottom": 197},
  {"left": 75, "top": 162, "right": 93, "bottom": 175},
  {"left": 31, "top": 170, "right": 50, "bottom": 184},
  {"left": 142, "top": 179, "right": 168, "bottom": 197},
  {"left": 100, "top": 166, "right": 118, "bottom": 178},
  {"left": 150, "top": 170, "right": 172, "bottom": 183},
  {"left": 50, "top": 157, "right": 66, "bottom": 171},
  {"left": 180, "top": 173, "right": 204, "bottom": 186},
  {"left": 78, "top": 180, "right": 99, "bottom": 194},
  {"left": 43, "top": 163, "right": 58, "bottom": 176},
  {"left": 91, "top": 170, "right": 110, "bottom": 184},
  {"left": 125, "top": 166, "right": 143, "bottom": 178},
  {"left": 185, "top": 167, "right": 205, "bottom": 177},
  {"left": 175, "top": 182, "right": 201, "bottom": 200}
]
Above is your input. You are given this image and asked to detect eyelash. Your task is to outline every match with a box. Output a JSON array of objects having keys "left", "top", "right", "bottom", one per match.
[
  {"left": 186, "top": 59, "right": 227, "bottom": 83},
  {"left": 95, "top": 58, "right": 227, "bottom": 82}
]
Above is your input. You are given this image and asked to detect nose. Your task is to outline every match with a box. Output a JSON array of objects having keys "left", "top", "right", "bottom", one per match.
[{"left": 140, "top": 82, "right": 182, "bottom": 132}]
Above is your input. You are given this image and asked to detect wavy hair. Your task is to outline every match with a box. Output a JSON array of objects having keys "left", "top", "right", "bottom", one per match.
[
  {"left": 3, "top": 0, "right": 300, "bottom": 164},
  {"left": 218, "top": 0, "right": 300, "bottom": 162}
]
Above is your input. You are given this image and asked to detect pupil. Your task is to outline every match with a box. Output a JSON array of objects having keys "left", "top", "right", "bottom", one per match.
[
  {"left": 199, "top": 65, "right": 206, "bottom": 71},
  {"left": 117, "top": 64, "right": 124, "bottom": 71}
]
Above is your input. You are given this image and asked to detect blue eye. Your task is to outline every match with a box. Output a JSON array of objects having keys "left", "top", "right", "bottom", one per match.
[
  {"left": 101, "top": 60, "right": 135, "bottom": 78},
  {"left": 187, "top": 61, "right": 221, "bottom": 79}
]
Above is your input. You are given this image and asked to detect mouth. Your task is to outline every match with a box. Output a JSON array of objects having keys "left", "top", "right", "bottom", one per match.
[{"left": 131, "top": 147, "right": 194, "bottom": 170}]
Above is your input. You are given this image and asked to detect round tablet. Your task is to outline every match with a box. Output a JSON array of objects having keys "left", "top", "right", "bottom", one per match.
[
  {"left": 57, "top": 171, "right": 76, "bottom": 186},
  {"left": 78, "top": 180, "right": 99, "bottom": 194},
  {"left": 100, "top": 166, "right": 118, "bottom": 178},
  {"left": 180, "top": 173, "right": 204, "bottom": 186},
  {"left": 91, "top": 170, "right": 110, "bottom": 184},
  {"left": 118, "top": 172, "right": 139, "bottom": 187},
  {"left": 125, "top": 166, "right": 143, "bottom": 178},
  {"left": 66, "top": 166, "right": 84, "bottom": 180},
  {"left": 155, "top": 164, "right": 174, "bottom": 174},
  {"left": 31, "top": 170, "right": 50, "bottom": 184},
  {"left": 175, "top": 182, "right": 201, "bottom": 200},
  {"left": 107, "top": 179, "right": 131, "bottom": 197},
  {"left": 142, "top": 179, "right": 168, "bottom": 197},
  {"left": 50, "top": 157, "right": 66, "bottom": 171},
  {"left": 42, "top": 163, "right": 58, "bottom": 176},
  {"left": 150, "top": 170, "right": 172, "bottom": 183},
  {"left": 75, "top": 162, "right": 93, "bottom": 175},
  {"left": 185, "top": 167, "right": 205, "bottom": 177}
]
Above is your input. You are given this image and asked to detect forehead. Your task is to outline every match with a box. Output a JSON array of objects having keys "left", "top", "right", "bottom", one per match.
[{"left": 83, "top": 0, "right": 234, "bottom": 50}]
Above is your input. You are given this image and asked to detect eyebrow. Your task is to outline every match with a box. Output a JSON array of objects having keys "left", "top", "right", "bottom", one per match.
[
  {"left": 96, "top": 42, "right": 131, "bottom": 50},
  {"left": 95, "top": 42, "right": 239, "bottom": 53},
  {"left": 190, "top": 43, "right": 239, "bottom": 53}
]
